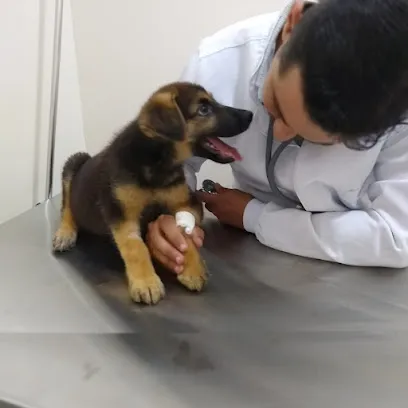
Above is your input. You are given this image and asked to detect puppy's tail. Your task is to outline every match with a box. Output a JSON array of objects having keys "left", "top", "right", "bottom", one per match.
[
  {"left": 62, "top": 152, "right": 91, "bottom": 182},
  {"left": 60, "top": 152, "right": 91, "bottom": 213}
]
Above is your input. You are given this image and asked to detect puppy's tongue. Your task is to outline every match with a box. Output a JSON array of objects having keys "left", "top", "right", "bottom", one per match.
[{"left": 207, "top": 137, "right": 242, "bottom": 161}]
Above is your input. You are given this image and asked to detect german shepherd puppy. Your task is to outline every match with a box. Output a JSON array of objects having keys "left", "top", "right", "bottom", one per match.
[{"left": 52, "top": 81, "right": 253, "bottom": 305}]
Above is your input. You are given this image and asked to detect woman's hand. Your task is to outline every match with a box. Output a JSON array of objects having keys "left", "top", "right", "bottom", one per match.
[
  {"left": 196, "top": 184, "right": 253, "bottom": 229},
  {"left": 146, "top": 214, "right": 204, "bottom": 274}
]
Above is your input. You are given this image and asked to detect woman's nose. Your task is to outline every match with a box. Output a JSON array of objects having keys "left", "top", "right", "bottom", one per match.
[{"left": 273, "top": 118, "right": 296, "bottom": 141}]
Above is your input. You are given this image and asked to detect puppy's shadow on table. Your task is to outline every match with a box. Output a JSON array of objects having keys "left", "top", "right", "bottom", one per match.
[
  {"left": 58, "top": 222, "right": 283, "bottom": 304},
  {"left": 55, "top": 224, "right": 282, "bottom": 313},
  {"left": 63, "top": 230, "right": 181, "bottom": 290},
  {"left": 53, "top": 225, "right": 295, "bottom": 375}
]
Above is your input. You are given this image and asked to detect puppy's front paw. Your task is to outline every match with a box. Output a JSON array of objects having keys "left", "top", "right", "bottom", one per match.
[
  {"left": 178, "top": 258, "right": 208, "bottom": 292},
  {"left": 129, "top": 273, "right": 165, "bottom": 305},
  {"left": 53, "top": 227, "right": 77, "bottom": 252}
]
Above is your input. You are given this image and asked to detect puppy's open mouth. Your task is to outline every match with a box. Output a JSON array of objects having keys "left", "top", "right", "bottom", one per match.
[{"left": 201, "top": 137, "right": 242, "bottom": 161}]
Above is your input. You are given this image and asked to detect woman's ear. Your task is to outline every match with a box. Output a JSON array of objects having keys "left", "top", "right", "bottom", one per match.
[{"left": 281, "top": 0, "right": 305, "bottom": 44}]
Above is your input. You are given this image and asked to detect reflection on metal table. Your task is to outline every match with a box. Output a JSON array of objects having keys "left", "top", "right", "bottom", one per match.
[{"left": 0, "top": 196, "right": 407, "bottom": 408}]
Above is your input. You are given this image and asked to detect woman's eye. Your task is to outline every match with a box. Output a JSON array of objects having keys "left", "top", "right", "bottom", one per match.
[{"left": 197, "top": 104, "right": 213, "bottom": 116}]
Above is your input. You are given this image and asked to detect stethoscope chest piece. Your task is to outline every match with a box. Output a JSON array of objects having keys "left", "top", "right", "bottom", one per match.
[{"left": 201, "top": 179, "right": 217, "bottom": 194}]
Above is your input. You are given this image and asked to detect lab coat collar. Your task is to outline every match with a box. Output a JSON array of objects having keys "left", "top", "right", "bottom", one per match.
[
  {"left": 251, "top": 0, "right": 319, "bottom": 105},
  {"left": 251, "top": 0, "right": 297, "bottom": 105}
]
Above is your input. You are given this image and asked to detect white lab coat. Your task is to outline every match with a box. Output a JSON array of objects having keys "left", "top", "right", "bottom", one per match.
[{"left": 181, "top": 1, "right": 408, "bottom": 268}]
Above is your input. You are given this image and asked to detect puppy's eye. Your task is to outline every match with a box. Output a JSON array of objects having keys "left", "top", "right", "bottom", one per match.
[{"left": 197, "top": 103, "right": 213, "bottom": 116}]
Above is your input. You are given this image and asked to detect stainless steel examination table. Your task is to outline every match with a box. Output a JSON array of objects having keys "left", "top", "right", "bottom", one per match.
[{"left": 0, "top": 196, "right": 407, "bottom": 408}]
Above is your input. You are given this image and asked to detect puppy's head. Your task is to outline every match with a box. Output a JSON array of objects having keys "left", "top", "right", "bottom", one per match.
[{"left": 138, "top": 82, "right": 253, "bottom": 163}]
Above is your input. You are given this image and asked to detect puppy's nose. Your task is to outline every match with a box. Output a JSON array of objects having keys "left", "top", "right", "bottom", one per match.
[
  {"left": 241, "top": 110, "right": 253, "bottom": 125},
  {"left": 224, "top": 106, "right": 254, "bottom": 128},
  {"left": 236, "top": 109, "right": 253, "bottom": 127}
]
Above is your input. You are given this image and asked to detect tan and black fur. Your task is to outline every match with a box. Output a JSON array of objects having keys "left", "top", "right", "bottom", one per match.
[{"left": 52, "top": 81, "right": 253, "bottom": 305}]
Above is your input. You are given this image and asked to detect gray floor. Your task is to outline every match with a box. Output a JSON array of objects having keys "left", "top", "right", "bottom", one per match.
[{"left": 0, "top": 196, "right": 407, "bottom": 408}]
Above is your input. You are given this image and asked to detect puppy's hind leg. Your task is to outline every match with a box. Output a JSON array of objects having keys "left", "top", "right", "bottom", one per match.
[{"left": 53, "top": 152, "right": 90, "bottom": 252}]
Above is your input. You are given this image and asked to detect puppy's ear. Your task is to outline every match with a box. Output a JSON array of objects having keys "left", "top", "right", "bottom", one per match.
[{"left": 139, "top": 92, "right": 186, "bottom": 140}]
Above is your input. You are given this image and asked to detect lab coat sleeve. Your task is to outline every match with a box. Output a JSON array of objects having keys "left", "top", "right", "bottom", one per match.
[
  {"left": 179, "top": 51, "right": 207, "bottom": 191},
  {"left": 243, "top": 130, "right": 408, "bottom": 268}
]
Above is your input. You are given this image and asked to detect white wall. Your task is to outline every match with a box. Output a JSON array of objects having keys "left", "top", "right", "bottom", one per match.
[
  {"left": 0, "top": 0, "right": 287, "bottom": 224},
  {"left": 0, "top": 1, "right": 41, "bottom": 223},
  {"left": 70, "top": 0, "right": 287, "bottom": 187},
  {"left": 52, "top": 0, "right": 87, "bottom": 197},
  {"left": 0, "top": 0, "right": 86, "bottom": 224},
  {"left": 34, "top": 0, "right": 87, "bottom": 202}
]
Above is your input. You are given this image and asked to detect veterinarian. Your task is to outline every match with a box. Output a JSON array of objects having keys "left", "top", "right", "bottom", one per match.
[{"left": 146, "top": 0, "right": 408, "bottom": 271}]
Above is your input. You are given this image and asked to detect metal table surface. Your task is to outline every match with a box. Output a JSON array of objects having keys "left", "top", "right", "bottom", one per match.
[{"left": 0, "top": 196, "right": 407, "bottom": 408}]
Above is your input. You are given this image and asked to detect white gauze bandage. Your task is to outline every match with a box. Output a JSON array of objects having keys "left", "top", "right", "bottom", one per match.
[{"left": 175, "top": 211, "right": 196, "bottom": 235}]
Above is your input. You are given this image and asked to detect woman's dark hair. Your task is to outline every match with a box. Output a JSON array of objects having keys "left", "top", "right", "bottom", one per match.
[{"left": 279, "top": 0, "right": 408, "bottom": 150}]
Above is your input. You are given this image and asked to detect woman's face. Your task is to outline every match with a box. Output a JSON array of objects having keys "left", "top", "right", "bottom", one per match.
[{"left": 262, "top": 55, "right": 339, "bottom": 145}]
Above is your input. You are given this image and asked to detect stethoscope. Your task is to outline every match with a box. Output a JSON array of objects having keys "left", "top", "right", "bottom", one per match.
[
  {"left": 264, "top": 119, "right": 305, "bottom": 210},
  {"left": 202, "top": 118, "right": 305, "bottom": 211}
]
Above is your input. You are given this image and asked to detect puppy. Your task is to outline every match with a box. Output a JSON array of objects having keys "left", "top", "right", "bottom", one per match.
[{"left": 52, "top": 81, "right": 253, "bottom": 305}]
